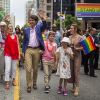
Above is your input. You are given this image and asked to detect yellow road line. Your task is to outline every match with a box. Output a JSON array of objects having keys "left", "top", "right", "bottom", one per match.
[{"left": 14, "top": 67, "right": 20, "bottom": 100}]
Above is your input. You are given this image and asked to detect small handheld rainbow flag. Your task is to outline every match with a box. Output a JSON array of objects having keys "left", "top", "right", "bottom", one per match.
[{"left": 80, "top": 36, "right": 96, "bottom": 54}]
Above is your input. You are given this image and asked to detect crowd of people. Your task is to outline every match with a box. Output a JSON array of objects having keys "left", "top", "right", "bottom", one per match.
[{"left": 0, "top": 11, "right": 100, "bottom": 97}]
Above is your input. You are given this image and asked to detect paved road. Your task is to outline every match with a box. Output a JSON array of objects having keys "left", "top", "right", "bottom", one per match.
[
  {"left": 0, "top": 80, "right": 15, "bottom": 100},
  {"left": 20, "top": 67, "right": 100, "bottom": 100},
  {"left": 0, "top": 66, "right": 100, "bottom": 100}
]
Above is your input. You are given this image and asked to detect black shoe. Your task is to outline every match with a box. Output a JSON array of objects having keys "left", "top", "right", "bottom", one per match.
[
  {"left": 95, "top": 68, "right": 100, "bottom": 70},
  {"left": 52, "top": 70, "right": 57, "bottom": 73},
  {"left": 48, "top": 86, "right": 51, "bottom": 90},
  {"left": 0, "top": 75, "right": 4, "bottom": 83},
  {"left": 90, "top": 75, "right": 97, "bottom": 77},
  {"left": 44, "top": 86, "right": 50, "bottom": 93},
  {"left": 85, "top": 73, "right": 88, "bottom": 75},
  {"left": 27, "top": 87, "right": 31, "bottom": 93}
]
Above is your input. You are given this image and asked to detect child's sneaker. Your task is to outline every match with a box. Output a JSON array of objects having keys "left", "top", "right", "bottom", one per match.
[
  {"left": 63, "top": 90, "right": 68, "bottom": 96},
  {"left": 44, "top": 86, "right": 50, "bottom": 93},
  {"left": 57, "top": 86, "right": 62, "bottom": 94}
]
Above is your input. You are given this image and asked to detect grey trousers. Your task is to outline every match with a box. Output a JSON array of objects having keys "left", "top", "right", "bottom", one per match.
[{"left": 0, "top": 49, "right": 5, "bottom": 75}]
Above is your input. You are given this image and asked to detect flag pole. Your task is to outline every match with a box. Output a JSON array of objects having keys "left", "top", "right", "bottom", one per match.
[{"left": 60, "top": 0, "right": 62, "bottom": 33}]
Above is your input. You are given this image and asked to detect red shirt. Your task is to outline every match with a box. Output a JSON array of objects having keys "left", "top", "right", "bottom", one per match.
[{"left": 4, "top": 34, "right": 20, "bottom": 60}]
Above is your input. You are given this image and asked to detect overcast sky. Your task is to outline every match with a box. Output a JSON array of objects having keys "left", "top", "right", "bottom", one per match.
[{"left": 10, "top": 0, "right": 28, "bottom": 27}]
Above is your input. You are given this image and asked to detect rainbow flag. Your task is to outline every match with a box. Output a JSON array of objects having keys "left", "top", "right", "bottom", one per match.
[
  {"left": 75, "top": 3, "right": 100, "bottom": 17},
  {"left": 80, "top": 36, "right": 96, "bottom": 54}
]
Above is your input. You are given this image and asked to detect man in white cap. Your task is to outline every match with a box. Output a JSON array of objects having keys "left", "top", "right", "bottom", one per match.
[{"left": 0, "top": 21, "right": 7, "bottom": 82}]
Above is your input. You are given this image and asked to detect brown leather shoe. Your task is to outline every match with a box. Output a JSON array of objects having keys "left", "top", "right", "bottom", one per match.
[
  {"left": 27, "top": 87, "right": 31, "bottom": 93},
  {"left": 33, "top": 84, "right": 37, "bottom": 90}
]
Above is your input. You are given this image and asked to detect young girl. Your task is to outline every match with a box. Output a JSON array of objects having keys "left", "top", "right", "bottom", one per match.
[
  {"left": 4, "top": 25, "right": 20, "bottom": 89},
  {"left": 42, "top": 31, "right": 57, "bottom": 93},
  {"left": 56, "top": 37, "right": 73, "bottom": 96}
]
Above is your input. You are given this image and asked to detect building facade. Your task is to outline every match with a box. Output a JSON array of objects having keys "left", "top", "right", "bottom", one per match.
[
  {"left": 53, "top": 0, "right": 74, "bottom": 21},
  {"left": 0, "top": 0, "right": 4, "bottom": 10},
  {"left": 38, "top": 0, "right": 53, "bottom": 27},
  {"left": 26, "top": 0, "right": 38, "bottom": 23},
  {"left": 38, "top": 0, "right": 75, "bottom": 27},
  {"left": 4, "top": 0, "right": 10, "bottom": 15},
  {"left": 31, "top": 0, "right": 38, "bottom": 15},
  {"left": 84, "top": 0, "right": 100, "bottom": 30},
  {"left": 0, "top": 0, "right": 10, "bottom": 15},
  {"left": 26, "top": 1, "right": 33, "bottom": 23},
  {"left": 10, "top": 14, "right": 15, "bottom": 29}
]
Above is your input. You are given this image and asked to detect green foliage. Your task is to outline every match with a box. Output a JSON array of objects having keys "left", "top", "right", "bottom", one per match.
[
  {"left": 0, "top": 11, "right": 5, "bottom": 21},
  {"left": 22, "top": 23, "right": 30, "bottom": 29},
  {"left": 54, "top": 19, "right": 60, "bottom": 29},
  {"left": 55, "top": 14, "right": 81, "bottom": 30},
  {"left": 21, "top": 23, "right": 30, "bottom": 33}
]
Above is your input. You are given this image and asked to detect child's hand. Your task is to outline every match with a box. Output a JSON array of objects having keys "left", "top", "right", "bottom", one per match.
[
  {"left": 65, "top": 50, "right": 70, "bottom": 56},
  {"left": 63, "top": 63, "right": 67, "bottom": 69},
  {"left": 39, "top": 50, "right": 43, "bottom": 55}
]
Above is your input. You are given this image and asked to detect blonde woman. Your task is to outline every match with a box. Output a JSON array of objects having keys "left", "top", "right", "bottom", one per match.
[{"left": 4, "top": 25, "right": 20, "bottom": 89}]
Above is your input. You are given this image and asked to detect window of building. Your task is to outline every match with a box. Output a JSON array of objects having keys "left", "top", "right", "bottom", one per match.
[
  {"left": 47, "top": 12, "right": 51, "bottom": 18},
  {"left": 47, "top": 0, "right": 51, "bottom": 3},
  {"left": 84, "top": 0, "right": 100, "bottom": 3},
  {"left": 76, "top": 0, "right": 81, "bottom": 3},
  {"left": 47, "top": 5, "right": 51, "bottom": 10},
  {"left": 92, "top": 22, "right": 100, "bottom": 30}
]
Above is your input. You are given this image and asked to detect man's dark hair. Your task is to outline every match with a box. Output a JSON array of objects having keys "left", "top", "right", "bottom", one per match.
[{"left": 30, "top": 15, "right": 39, "bottom": 22}]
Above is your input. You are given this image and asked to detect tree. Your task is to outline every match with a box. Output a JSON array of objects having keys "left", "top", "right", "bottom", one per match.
[
  {"left": 21, "top": 23, "right": 30, "bottom": 34},
  {"left": 0, "top": 10, "right": 5, "bottom": 21},
  {"left": 55, "top": 14, "right": 81, "bottom": 30}
]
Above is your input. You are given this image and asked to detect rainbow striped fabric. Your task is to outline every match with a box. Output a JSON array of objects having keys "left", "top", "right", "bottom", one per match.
[
  {"left": 76, "top": 3, "right": 100, "bottom": 17},
  {"left": 80, "top": 36, "right": 96, "bottom": 54}
]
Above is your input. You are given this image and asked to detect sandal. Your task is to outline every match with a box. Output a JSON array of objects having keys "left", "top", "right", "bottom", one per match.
[{"left": 5, "top": 82, "right": 10, "bottom": 90}]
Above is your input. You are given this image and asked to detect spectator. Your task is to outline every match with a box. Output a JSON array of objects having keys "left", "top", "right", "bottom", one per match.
[
  {"left": 82, "top": 28, "right": 99, "bottom": 77},
  {"left": 0, "top": 21, "right": 7, "bottom": 82},
  {"left": 52, "top": 24, "right": 62, "bottom": 47},
  {"left": 91, "top": 28, "right": 100, "bottom": 70}
]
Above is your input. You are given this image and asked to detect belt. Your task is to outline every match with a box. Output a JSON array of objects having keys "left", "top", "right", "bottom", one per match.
[{"left": 27, "top": 46, "right": 39, "bottom": 49}]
